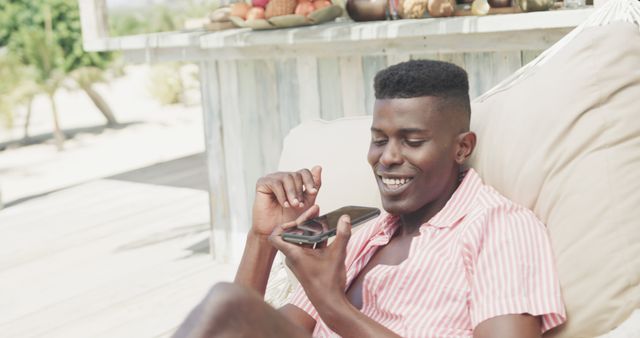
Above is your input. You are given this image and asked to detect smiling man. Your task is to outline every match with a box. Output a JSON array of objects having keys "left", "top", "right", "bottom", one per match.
[{"left": 173, "top": 60, "right": 566, "bottom": 338}]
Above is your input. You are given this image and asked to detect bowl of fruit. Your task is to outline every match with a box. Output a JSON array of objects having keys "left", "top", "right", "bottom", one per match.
[{"left": 228, "top": 0, "right": 343, "bottom": 30}]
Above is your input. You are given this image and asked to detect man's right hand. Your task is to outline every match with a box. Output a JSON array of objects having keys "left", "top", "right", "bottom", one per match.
[{"left": 251, "top": 166, "right": 322, "bottom": 237}]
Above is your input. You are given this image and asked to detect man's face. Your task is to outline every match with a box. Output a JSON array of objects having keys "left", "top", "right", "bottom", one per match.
[{"left": 367, "top": 96, "right": 462, "bottom": 217}]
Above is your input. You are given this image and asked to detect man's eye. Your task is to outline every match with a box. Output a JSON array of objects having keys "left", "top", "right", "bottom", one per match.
[
  {"left": 406, "top": 140, "right": 425, "bottom": 147},
  {"left": 372, "top": 139, "right": 387, "bottom": 146}
]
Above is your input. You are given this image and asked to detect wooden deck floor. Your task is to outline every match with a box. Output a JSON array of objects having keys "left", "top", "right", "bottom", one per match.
[{"left": 0, "top": 160, "right": 236, "bottom": 338}]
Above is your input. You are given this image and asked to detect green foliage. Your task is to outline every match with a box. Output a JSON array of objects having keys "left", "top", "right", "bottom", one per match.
[
  {"left": 109, "top": 0, "right": 221, "bottom": 36},
  {"left": 108, "top": 12, "right": 147, "bottom": 37},
  {"left": 0, "top": 0, "right": 118, "bottom": 133},
  {"left": 0, "top": 52, "right": 20, "bottom": 128},
  {"left": 14, "top": 28, "right": 65, "bottom": 93},
  {"left": 0, "top": 51, "right": 39, "bottom": 129},
  {"left": 0, "top": 0, "right": 112, "bottom": 73}
]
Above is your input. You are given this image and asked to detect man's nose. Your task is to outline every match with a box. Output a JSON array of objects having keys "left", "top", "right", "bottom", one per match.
[{"left": 380, "top": 140, "right": 403, "bottom": 166}]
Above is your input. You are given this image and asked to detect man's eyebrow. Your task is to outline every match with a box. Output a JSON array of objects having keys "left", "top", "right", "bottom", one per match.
[
  {"left": 370, "top": 127, "right": 430, "bottom": 134},
  {"left": 399, "top": 128, "right": 429, "bottom": 133}
]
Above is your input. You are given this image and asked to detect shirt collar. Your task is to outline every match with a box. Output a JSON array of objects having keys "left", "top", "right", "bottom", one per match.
[
  {"left": 374, "top": 212, "right": 400, "bottom": 238},
  {"left": 426, "top": 168, "right": 482, "bottom": 229}
]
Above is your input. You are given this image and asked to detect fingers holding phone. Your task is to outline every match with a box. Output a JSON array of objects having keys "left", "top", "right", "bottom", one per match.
[
  {"left": 279, "top": 206, "right": 380, "bottom": 246},
  {"left": 269, "top": 213, "right": 353, "bottom": 303}
]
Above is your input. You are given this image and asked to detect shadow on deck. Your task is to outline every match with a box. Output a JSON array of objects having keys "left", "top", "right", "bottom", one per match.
[
  {"left": 108, "top": 152, "right": 209, "bottom": 192},
  {"left": 4, "top": 152, "right": 209, "bottom": 208}
]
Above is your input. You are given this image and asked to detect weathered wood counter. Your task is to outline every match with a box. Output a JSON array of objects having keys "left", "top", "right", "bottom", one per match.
[{"left": 81, "top": 8, "right": 594, "bottom": 262}]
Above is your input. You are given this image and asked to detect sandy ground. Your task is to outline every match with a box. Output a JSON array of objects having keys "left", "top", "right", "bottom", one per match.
[{"left": 0, "top": 65, "right": 206, "bottom": 205}]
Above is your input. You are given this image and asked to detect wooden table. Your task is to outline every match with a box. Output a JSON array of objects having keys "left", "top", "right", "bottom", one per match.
[{"left": 80, "top": 7, "right": 595, "bottom": 262}]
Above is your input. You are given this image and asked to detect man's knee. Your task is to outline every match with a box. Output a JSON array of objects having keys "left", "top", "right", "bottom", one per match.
[
  {"left": 174, "top": 283, "right": 259, "bottom": 338},
  {"left": 205, "top": 282, "right": 257, "bottom": 312}
]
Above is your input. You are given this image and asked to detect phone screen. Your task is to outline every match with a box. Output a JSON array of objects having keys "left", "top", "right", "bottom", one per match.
[{"left": 282, "top": 206, "right": 380, "bottom": 240}]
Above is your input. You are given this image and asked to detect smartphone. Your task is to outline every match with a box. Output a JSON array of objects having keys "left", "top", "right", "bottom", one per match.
[{"left": 281, "top": 206, "right": 380, "bottom": 246}]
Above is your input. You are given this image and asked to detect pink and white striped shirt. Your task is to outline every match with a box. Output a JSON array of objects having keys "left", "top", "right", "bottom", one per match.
[{"left": 289, "top": 168, "right": 566, "bottom": 337}]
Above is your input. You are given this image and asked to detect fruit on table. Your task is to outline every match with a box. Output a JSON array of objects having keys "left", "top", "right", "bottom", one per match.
[
  {"left": 427, "top": 0, "right": 455, "bottom": 16},
  {"left": 230, "top": 2, "right": 252, "bottom": 19},
  {"left": 398, "top": 0, "right": 428, "bottom": 18},
  {"left": 313, "top": 0, "right": 332, "bottom": 9},
  {"left": 295, "top": 0, "right": 316, "bottom": 16},
  {"left": 253, "top": 0, "right": 271, "bottom": 7},
  {"left": 471, "top": 0, "right": 490, "bottom": 15},
  {"left": 265, "top": 0, "right": 298, "bottom": 18},
  {"left": 347, "top": 0, "right": 388, "bottom": 21},
  {"left": 247, "top": 6, "right": 267, "bottom": 19}
]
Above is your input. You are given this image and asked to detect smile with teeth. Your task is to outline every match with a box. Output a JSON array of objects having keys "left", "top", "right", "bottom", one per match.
[{"left": 381, "top": 176, "right": 413, "bottom": 188}]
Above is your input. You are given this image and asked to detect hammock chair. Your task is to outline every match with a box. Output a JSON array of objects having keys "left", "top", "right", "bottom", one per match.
[{"left": 266, "top": 1, "right": 640, "bottom": 337}]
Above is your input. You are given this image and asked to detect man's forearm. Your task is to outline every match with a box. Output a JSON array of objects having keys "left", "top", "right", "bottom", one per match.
[
  {"left": 313, "top": 293, "right": 401, "bottom": 338},
  {"left": 234, "top": 231, "right": 277, "bottom": 296}
]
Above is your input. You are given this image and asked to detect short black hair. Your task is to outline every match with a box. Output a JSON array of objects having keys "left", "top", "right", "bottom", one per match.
[{"left": 374, "top": 60, "right": 471, "bottom": 122}]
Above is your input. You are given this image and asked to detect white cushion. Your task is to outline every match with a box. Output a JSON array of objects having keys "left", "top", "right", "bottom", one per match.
[{"left": 469, "top": 22, "right": 640, "bottom": 337}]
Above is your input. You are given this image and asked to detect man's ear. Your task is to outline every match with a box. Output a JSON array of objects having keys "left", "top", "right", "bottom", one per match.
[{"left": 454, "top": 131, "right": 476, "bottom": 165}]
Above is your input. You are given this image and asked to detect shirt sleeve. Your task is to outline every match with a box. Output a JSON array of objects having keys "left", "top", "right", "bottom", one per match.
[{"left": 464, "top": 205, "right": 566, "bottom": 333}]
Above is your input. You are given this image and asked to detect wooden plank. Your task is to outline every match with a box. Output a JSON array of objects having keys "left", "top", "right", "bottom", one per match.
[
  {"left": 0, "top": 185, "right": 208, "bottom": 281},
  {"left": 255, "top": 59, "right": 283, "bottom": 175},
  {"left": 217, "top": 59, "right": 249, "bottom": 262},
  {"left": 361, "top": 55, "right": 387, "bottom": 115},
  {"left": 236, "top": 59, "right": 263, "bottom": 212},
  {"left": 0, "top": 180, "right": 144, "bottom": 235},
  {"left": 463, "top": 52, "right": 494, "bottom": 99},
  {"left": 276, "top": 58, "right": 301, "bottom": 138},
  {"left": 489, "top": 51, "right": 523, "bottom": 91},
  {"left": 85, "top": 10, "right": 593, "bottom": 56},
  {"left": 437, "top": 52, "right": 466, "bottom": 68},
  {"left": 296, "top": 56, "right": 321, "bottom": 122},
  {"left": 108, "top": 153, "right": 208, "bottom": 191},
  {"left": 195, "top": 9, "right": 593, "bottom": 58},
  {"left": 0, "top": 180, "right": 213, "bottom": 335},
  {"left": 410, "top": 53, "right": 439, "bottom": 61},
  {"left": 339, "top": 56, "right": 366, "bottom": 117},
  {"left": 0, "top": 255, "right": 215, "bottom": 337},
  {"left": 199, "top": 60, "right": 231, "bottom": 261},
  {"left": 33, "top": 263, "right": 230, "bottom": 338},
  {"left": 317, "top": 57, "right": 343, "bottom": 121},
  {"left": 386, "top": 54, "right": 410, "bottom": 67},
  {"left": 454, "top": 5, "right": 522, "bottom": 16},
  {"left": 0, "top": 183, "right": 196, "bottom": 269},
  {"left": 80, "top": 266, "right": 229, "bottom": 338}
]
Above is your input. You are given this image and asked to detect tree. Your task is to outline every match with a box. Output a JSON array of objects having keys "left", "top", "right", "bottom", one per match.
[
  {"left": 1, "top": 49, "right": 42, "bottom": 144},
  {"left": 69, "top": 66, "right": 117, "bottom": 126},
  {"left": 0, "top": 51, "right": 18, "bottom": 128},
  {"left": 15, "top": 22, "right": 67, "bottom": 150},
  {"left": 1, "top": 0, "right": 119, "bottom": 134}
]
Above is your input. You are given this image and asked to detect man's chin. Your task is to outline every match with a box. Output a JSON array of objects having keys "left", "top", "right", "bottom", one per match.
[{"left": 381, "top": 199, "right": 414, "bottom": 216}]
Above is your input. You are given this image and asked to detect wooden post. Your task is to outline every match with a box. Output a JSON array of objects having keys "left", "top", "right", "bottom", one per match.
[
  {"left": 199, "top": 61, "right": 234, "bottom": 262},
  {"left": 77, "top": 0, "right": 110, "bottom": 47}
]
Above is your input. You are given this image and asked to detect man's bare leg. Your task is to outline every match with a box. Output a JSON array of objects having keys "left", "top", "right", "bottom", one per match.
[{"left": 172, "top": 282, "right": 311, "bottom": 338}]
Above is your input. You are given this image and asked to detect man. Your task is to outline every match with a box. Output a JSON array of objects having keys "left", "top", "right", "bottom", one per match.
[{"left": 173, "top": 60, "right": 566, "bottom": 338}]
